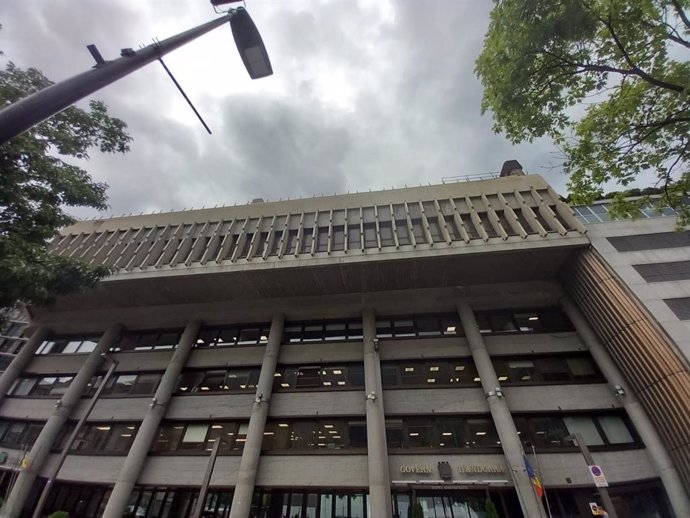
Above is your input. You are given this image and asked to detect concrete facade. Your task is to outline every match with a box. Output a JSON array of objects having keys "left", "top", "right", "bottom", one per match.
[{"left": 0, "top": 175, "right": 686, "bottom": 518}]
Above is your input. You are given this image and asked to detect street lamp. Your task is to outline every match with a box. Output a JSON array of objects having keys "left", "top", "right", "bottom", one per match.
[{"left": 0, "top": 6, "right": 272, "bottom": 145}]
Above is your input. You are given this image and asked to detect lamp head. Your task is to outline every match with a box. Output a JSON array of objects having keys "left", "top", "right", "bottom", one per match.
[{"left": 230, "top": 8, "right": 273, "bottom": 79}]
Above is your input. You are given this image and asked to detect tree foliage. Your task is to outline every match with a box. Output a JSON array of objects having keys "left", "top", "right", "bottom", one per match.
[
  {"left": 0, "top": 59, "right": 131, "bottom": 309},
  {"left": 476, "top": 0, "right": 690, "bottom": 224}
]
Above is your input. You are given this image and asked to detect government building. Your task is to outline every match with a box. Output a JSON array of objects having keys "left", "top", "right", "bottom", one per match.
[{"left": 0, "top": 164, "right": 688, "bottom": 518}]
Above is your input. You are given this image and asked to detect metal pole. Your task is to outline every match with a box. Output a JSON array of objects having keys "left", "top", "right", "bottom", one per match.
[
  {"left": 31, "top": 355, "right": 119, "bottom": 518},
  {"left": 566, "top": 433, "right": 619, "bottom": 518},
  {"left": 0, "top": 14, "right": 232, "bottom": 145},
  {"left": 191, "top": 437, "right": 222, "bottom": 518},
  {"left": 531, "top": 444, "right": 553, "bottom": 518}
]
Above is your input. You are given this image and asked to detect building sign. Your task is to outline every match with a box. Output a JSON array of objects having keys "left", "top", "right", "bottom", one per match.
[
  {"left": 589, "top": 502, "right": 606, "bottom": 516},
  {"left": 588, "top": 465, "right": 608, "bottom": 487},
  {"left": 399, "top": 465, "right": 432, "bottom": 474},
  {"left": 399, "top": 464, "right": 505, "bottom": 475},
  {"left": 457, "top": 464, "right": 505, "bottom": 474}
]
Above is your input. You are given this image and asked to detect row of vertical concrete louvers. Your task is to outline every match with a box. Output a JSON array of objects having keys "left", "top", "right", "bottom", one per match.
[
  {"left": 49, "top": 187, "right": 586, "bottom": 272},
  {"left": 562, "top": 249, "right": 690, "bottom": 493}
]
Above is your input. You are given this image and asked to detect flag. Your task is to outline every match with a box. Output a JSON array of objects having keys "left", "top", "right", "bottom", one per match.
[{"left": 524, "top": 455, "right": 544, "bottom": 499}]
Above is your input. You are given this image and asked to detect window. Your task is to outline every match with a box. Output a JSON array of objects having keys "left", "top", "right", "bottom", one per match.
[
  {"left": 282, "top": 320, "right": 364, "bottom": 343},
  {"left": 381, "top": 359, "right": 479, "bottom": 388},
  {"left": 0, "top": 420, "right": 45, "bottom": 448},
  {"left": 385, "top": 416, "right": 500, "bottom": 450},
  {"left": 71, "top": 422, "right": 139, "bottom": 453},
  {"left": 634, "top": 260, "right": 690, "bottom": 283},
  {"left": 347, "top": 225, "right": 361, "bottom": 250},
  {"left": 36, "top": 336, "right": 102, "bottom": 355},
  {"left": 664, "top": 297, "right": 690, "bottom": 320},
  {"left": 395, "top": 220, "right": 411, "bottom": 245},
  {"left": 315, "top": 227, "right": 329, "bottom": 252},
  {"left": 492, "top": 355, "right": 602, "bottom": 384},
  {"left": 410, "top": 218, "right": 427, "bottom": 243},
  {"left": 195, "top": 324, "right": 270, "bottom": 348},
  {"left": 175, "top": 368, "right": 260, "bottom": 393},
  {"left": 9, "top": 376, "right": 75, "bottom": 397},
  {"left": 331, "top": 225, "right": 345, "bottom": 251},
  {"left": 152, "top": 421, "right": 245, "bottom": 454},
  {"left": 362, "top": 223, "right": 377, "bottom": 248},
  {"left": 514, "top": 413, "right": 638, "bottom": 450},
  {"left": 301, "top": 228, "right": 314, "bottom": 254},
  {"left": 607, "top": 231, "right": 690, "bottom": 252},
  {"left": 375, "top": 314, "right": 463, "bottom": 339},
  {"left": 427, "top": 217, "right": 444, "bottom": 242},
  {"left": 379, "top": 221, "right": 394, "bottom": 247},
  {"left": 284, "top": 230, "right": 299, "bottom": 254},
  {"left": 109, "top": 330, "right": 182, "bottom": 352},
  {"left": 274, "top": 364, "right": 364, "bottom": 390},
  {"left": 475, "top": 308, "right": 574, "bottom": 334},
  {"left": 263, "top": 419, "right": 367, "bottom": 451},
  {"left": 84, "top": 372, "right": 163, "bottom": 397}
]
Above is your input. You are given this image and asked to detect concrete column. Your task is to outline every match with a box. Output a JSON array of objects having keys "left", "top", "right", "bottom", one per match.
[
  {"left": 0, "top": 326, "right": 50, "bottom": 406},
  {"left": 456, "top": 299, "right": 546, "bottom": 518},
  {"left": 229, "top": 314, "right": 285, "bottom": 518},
  {"left": 101, "top": 318, "right": 202, "bottom": 518},
  {"left": 0, "top": 323, "right": 122, "bottom": 518},
  {"left": 561, "top": 297, "right": 690, "bottom": 518},
  {"left": 362, "top": 308, "right": 393, "bottom": 518}
]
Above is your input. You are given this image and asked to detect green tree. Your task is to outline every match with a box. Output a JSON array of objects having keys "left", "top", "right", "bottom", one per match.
[
  {"left": 476, "top": 0, "right": 690, "bottom": 224},
  {"left": 0, "top": 58, "right": 131, "bottom": 311}
]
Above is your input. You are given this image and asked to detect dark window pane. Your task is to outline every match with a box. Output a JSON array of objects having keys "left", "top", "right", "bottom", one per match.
[
  {"left": 296, "top": 367, "right": 321, "bottom": 388},
  {"left": 466, "top": 419, "right": 499, "bottom": 448},
  {"left": 348, "top": 225, "right": 361, "bottom": 250},
  {"left": 131, "top": 374, "right": 160, "bottom": 395},
  {"left": 406, "top": 420, "right": 435, "bottom": 448},
  {"left": 528, "top": 416, "right": 569, "bottom": 448},
  {"left": 396, "top": 220, "right": 411, "bottom": 245},
  {"left": 217, "top": 328, "right": 239, "bottom": 346}
]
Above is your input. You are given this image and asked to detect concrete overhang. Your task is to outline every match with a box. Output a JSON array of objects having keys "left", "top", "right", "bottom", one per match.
[{"left": 31, "top": 234, "right": 589, "bottom": 323}]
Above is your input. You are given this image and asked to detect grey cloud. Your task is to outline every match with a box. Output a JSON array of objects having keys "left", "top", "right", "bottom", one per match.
[{"left": 2, "top": 0, "right": 573, "bottom": 221}]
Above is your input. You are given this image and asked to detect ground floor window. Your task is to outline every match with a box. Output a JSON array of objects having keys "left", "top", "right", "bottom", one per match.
[
  {"left": 392, "top": 490, "right": 522, "bottom": 518},
  {"left": 20, "top": 479, "right": 672, "bottom": 518}
]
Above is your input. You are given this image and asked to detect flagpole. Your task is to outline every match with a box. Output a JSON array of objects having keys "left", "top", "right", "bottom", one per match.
[
  {"left": 522, "top": 452, "right": 547, "bottom": 518},
  {"left": 532, "top": 444, "right": 553, "bottom": 518}
]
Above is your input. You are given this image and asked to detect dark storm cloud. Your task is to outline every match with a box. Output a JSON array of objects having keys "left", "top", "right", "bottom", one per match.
[{"left": 1, "top": 0, "right": 569, "bottom": 218}]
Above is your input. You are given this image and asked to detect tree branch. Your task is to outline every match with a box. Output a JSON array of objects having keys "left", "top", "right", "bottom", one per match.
[
  {"left": 601, "top": 12, "right": 686, "bottom": 93},
  {"left": 670, "top": 0, "right": 690, "bottom": 31}
]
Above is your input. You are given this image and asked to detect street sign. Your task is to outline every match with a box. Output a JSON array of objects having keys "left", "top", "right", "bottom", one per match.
[
  {"left": 589, "top": 502, "right": 606, "bottom": 516},
  {"left": 588, "top": 465, "right": 608, "bottom": 487}
]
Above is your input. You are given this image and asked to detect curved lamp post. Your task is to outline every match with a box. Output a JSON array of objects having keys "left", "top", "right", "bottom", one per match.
[{"left": 0, "top": 6, "right": 272, "bottom": 145}]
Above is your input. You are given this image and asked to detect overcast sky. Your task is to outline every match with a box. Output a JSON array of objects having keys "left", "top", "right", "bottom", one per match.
[{"left": 1, "top": 0, "right": 569, "bottom": 218}]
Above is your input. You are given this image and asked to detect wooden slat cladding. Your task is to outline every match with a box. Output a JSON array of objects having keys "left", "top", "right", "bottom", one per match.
[
  {"left": 51, "top": 187, "right": 585, "bottom": 274},
  {"left": 562, "top": 248, "right": 690, "bottom": 491}
]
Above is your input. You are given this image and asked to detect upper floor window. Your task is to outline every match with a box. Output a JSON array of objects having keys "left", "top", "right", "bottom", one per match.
[
  {"left": 36, "top": 336, "right": 100, "bottom": 355},
  {"left": 274, "top": 364, "right": 364, "bottom": 391},
  {"left": 475, "top": 308, "right": 573, "bottom": 334},
  {"left": 376, "top": 314, "right": 463, "bottom": 339},
  {"left": 85, "top": 372, "right": 163, "bottom": 397},
  {"left": 263, "top": 419, "right": 367, "bottom": 451},
  {"left": 492, "top": 355, "right": 603, "bottom": 384},
  {"left": 9, "top": 376, "right": 74, "bottom": 397},
  {"left": 66, "top": 422, "right": 140, "bottom": 453},
  {"left": 195, "top": 324, "right": 271, "bottom": 348},
  {"left": 283, "top": 320, "right": 363, "bottom": 344},
  {"left": 175, "top": 368, "right": 261, "bottom": 393},
  {"left": 0, "top": 419, "right": 44, "bottom": 448},
  {"left": 109, "top": 330, "right": 182, "bottom": 352},
  {"left": 385, "top": 416, "right": 499, "bottom": 450},
  {"left": 514, "top": 413, "right": 639, "bottom": 451},
  {"left": 151, "top": 421, "right": 247, "bottom": 454},
  {"left": 381, "top": 359, "right": 479, "bottom": 388}
]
